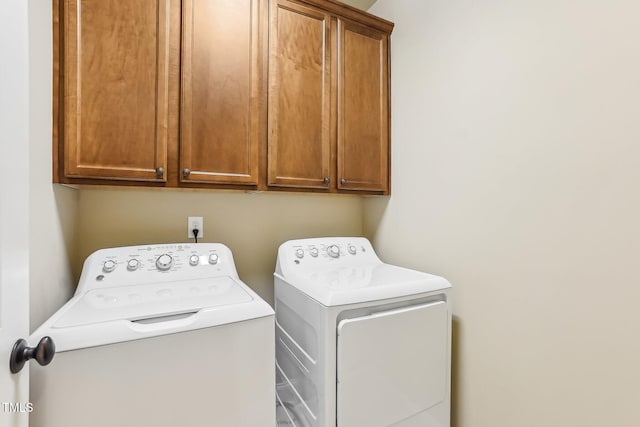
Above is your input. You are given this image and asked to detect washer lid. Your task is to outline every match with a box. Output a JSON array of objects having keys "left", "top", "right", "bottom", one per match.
[
  {"left": 276, "top": 263, "right": 451, "bottom": 306},
  {"left": 54, "top": 276, "right": 253, "bottom": 328}
]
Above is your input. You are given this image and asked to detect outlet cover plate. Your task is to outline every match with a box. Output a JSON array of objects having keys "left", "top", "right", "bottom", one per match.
[{"left": 188, "top": 216, "right": 204, "bottom": 239}]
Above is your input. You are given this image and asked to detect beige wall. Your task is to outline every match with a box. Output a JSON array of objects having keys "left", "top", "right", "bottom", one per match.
[
  {"left": 342, "top": 0, "right": 377, "bottom": 11},
  {"left": 367, "top": 0, "right": 640, "bottom": 426},
  {"left": 76, "top": 190, "right": 363, "bottom": 304},
  {"left": 29, "top": 0, "right": 78, "bottom": 331}
]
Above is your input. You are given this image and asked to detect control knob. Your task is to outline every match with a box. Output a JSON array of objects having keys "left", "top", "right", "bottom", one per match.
[
  {"left": 208, "top": 253, "right": 219, "bottom": 265},
  {"left": 155, "top": 254, "right": 173, "bottom": 271},
  {"left": 102, "top": 260, "right": 117, "bottom": 273},
  {"left": 348, "top": 245, "right": 357, "bottom": 255},
  {"left": 189, "top": 255, "right": 200, "bottom": 266},
  {"left": 310, "top": 247, "right": 319, "bottom": 257},
  {"left": 127, "top": 259, "right": 140, "bottom": 271},
  {"left": 327, "top": 245, "right": 340, "bottom": 258},
  {"left": 295, "top": 248, "right": 305, "bottom": 259}
]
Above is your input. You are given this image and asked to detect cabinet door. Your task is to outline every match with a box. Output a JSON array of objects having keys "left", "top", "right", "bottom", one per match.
[
  {"left": 268, "top": 0, "right": 332, "bottom": 189},
  {"left": 337, "top": 19, "right": 390, "bottom": 193},
  {"left": 63, "top": 0, "right": 170, "bottom": 181},
  {"left": 180, "top": 0, "right": 264, "bottom": 185}
]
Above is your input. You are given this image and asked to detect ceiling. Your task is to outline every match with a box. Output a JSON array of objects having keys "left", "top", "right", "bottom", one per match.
[{"left": 341, "top": 0, "right": 377, "bottom": 11}]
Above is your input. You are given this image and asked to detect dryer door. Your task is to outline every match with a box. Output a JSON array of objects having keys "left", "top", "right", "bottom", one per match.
[{"left": 337, "top": 301, "right": 448, "bottom": 426}]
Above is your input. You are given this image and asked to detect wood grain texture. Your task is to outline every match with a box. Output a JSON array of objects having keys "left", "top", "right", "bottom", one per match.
[
  {"left": 268, "top": 0, "right": 332, "bottom": 189},
  {"left": 53, "top": 0, "right": 62, "bottom": 182},
  {"left": 180, "top": 0, "right": 265, "bottom": 185},
  {"left": 165, "top": 0, "right": 182, "bottom": 188},
  {"left": 337, "top": 18, "right": 389, "bottom": 193},
  {"left": 63, "top": 0, "right": 169, "bottom": 181},
  {"left": 54, "top": 0, "right": 392, "bottom": 194}
]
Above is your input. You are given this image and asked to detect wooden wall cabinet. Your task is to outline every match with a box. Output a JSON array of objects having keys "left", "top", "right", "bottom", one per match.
[
  {"left": 55, "top": 0, "right": 267, "bottom": 188},
  {"left": 54, "top": 0, "right": 392, "bottom": 195},
  {"left": 337, "top": 20, "right": 390, "bottom": 192},
  {"left": 180, "top": 0, "right": 264, "bottom": 185},
  {"left": 268, "top": 0, "right": 333, "bottom": 189},
  {"left": 60, "top": 0, "right": 171, "bottom": 182},
  {"left": 268, "top": 0, "right": 392, "bottom": 194}
]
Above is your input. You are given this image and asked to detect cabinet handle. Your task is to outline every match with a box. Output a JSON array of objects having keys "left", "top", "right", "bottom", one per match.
[
  {"left": 340, "top": 178, "right": 347, "bottom": 185},
  {"left": 323, "top": 177, "right": 330, "bottom": 185},
  {"left": 155, "top": 167, "right": 164, "bottom": 177},
  {"left": 183, "top": 168, "right": 191, "bottom": 178}
]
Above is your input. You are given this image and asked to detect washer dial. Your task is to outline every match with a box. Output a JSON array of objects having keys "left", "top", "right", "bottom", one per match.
[
  {"left": 295, "top": 248, "right": 305, "bottom": 259},
  {"left": 310, "top": 247, "right": 319, "bottom": 257},
  {"left": 126, "top": 259, "right": 140, "bottom": 271},
  {"left": 348, "top": 245, "right": 357, "bottom": 255},
  {"left": 209, "top": 253, "right": 219, "bottom": 265},
  {"left": 102, "top": 260, "right": 117, "bottom": 273},
  {"left": 155, "top": 254, "right": 173, "bottom": 271},
  {"left": 189, "top": 255, "right": 200, "bottom": 266},
  {"left": 327, "top": 245, "right": 340, "bottom": 258}
]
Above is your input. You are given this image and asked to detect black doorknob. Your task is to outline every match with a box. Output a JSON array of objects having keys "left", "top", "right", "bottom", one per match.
[{"left": 10, "top": 336, "right": 55, "bottom": 374}]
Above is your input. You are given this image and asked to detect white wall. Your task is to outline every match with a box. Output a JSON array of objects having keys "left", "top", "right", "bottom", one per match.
[
  {"left": 342, "top": 0, "right": 377, "bottom": 11},
  {"left": 366, "top": 1, "right": 640, "bottom": 426},
  {"left": 29, "top": 1, "right": 78, "bottom": 331},
  {"left": 76, "top": 190, "right": 363, "bottom": 304}
]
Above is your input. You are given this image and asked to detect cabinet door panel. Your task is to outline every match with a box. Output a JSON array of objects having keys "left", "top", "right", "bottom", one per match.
[
  {"left": 268, "top": 0, "right": 332, "bottom": 189},
  {"left": 338, "top": 20, "right": 389, "bottom": 193},
  {"left": 181, "top": 0, "right": 263, "bottom": 184},
  {"left": 64, "top": 0, "right": 169, "bottom": 181}
]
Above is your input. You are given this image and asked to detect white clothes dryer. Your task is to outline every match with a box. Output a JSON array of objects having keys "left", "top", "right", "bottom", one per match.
[
  {"left": 274, "top": 237, "right": 452, "bottom": 427},
  {"left": 29, "top": 243, "right": 275, "bottom": 427}
]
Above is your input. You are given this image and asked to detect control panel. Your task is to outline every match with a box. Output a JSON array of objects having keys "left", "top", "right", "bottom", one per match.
[
  {"left": 76, "top": 243, "right": 238, "bottom": 293},
  {"left": 278, "top": 237, "right": 380, "bottom": 270}
]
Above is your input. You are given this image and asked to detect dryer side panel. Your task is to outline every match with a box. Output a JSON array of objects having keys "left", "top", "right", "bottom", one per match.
[{"left": 337, "top": 301, "right": 449, "bottom": 427}]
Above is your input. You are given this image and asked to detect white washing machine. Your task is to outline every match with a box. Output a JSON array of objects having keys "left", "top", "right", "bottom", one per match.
[
  {"left": 274, "top": 237, "right": 452, "bottom": 427},
  {"left": 29, "top": 243, "right": 275, "bottom": 427}
]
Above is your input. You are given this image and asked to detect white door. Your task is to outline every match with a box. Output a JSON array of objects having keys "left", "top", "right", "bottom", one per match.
[
  {"left": 337, "top": 302, "right": 449, "bottom": 427},
  {"left": 0, "top": 1, "right": 31, "bottom": 426}
]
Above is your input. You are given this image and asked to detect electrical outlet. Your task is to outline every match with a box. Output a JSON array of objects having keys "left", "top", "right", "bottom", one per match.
[{"left": 188, "top": 216, "right": 204, "bottom": 239}]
